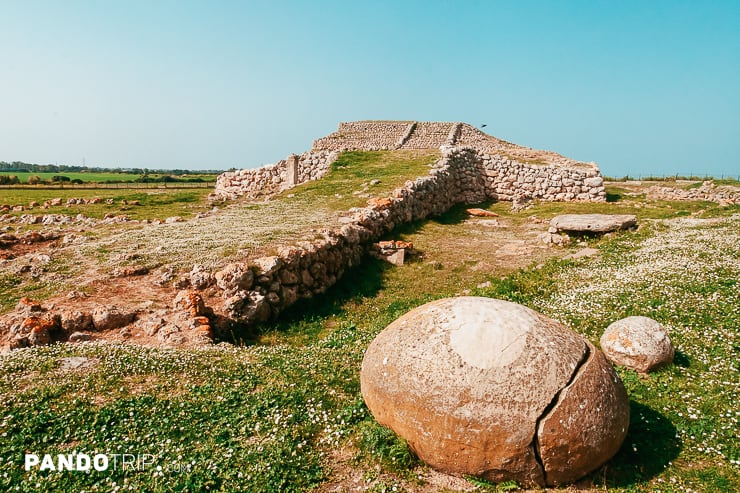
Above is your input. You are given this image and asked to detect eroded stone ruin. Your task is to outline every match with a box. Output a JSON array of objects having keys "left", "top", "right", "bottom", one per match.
[
  {"left": 211, "top": 121, "right": 607, "bottom": 202},
  {"left": 5, "top": 121, "right": 610, "bottom": 348}
]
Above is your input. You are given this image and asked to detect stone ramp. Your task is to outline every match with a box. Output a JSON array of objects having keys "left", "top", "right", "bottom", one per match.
[
  {"left": 312, "top": 120, "right": 594, "bottom": 169},
  {"left": 400, "top": 122, "right": 456, "bottom": 149}
]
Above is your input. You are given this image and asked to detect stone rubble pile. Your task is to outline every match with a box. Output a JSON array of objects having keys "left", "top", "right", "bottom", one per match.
[
  {"left": 370, "top": 240, "right": 415, "bottom": 266},
  {"left": 3, "top": 297, "right": 139, "bottom": 349},
  {"left": 2, "top": 289, "right": 219, "bottom": 349},
  {"left": 645, "top": 180, "right": 739, "bottom": 205},
  {"left": 0, "top": 196, "right": 133, "bottom": 213}
]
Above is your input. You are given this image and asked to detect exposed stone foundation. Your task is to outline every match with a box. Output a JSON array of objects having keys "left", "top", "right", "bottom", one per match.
[
  {"left": 188, "top": 121, "right": 606, "bottom": 334},
  {"left": 645, "top": 180, "right": 739, "bottom": 205},
  {"left": 211, "top": 121, "right": 604, "bottom": 203},
  {"left": 207, "top": 146, "right": 604, "bottom": 334}
]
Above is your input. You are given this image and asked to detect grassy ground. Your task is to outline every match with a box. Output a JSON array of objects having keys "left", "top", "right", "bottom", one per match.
[
  {"left": 0, "top": 188, "right": 213, "bottom": 221},
  {"left": 0, "top": 151, "right": 440, "bottom": 314},
  {"left": 0, "top": 158, "right": 738, "bottom": 492},
  {"left": 279, "top": 150, "right": 439, "bottom": 212},
  {"left": 1, "top": 171, "right": 219, "bottom": 184}
]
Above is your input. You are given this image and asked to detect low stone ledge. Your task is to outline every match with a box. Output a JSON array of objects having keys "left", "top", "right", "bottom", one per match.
[{"left": 550, "top": 214, "right": 637, "bottom": 234}]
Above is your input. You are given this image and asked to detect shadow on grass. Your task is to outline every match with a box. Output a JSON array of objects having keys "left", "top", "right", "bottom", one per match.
[
  {"left": 224, "top": 256, "right": 393, "bottom": 345},
  {"left": 227, "top": 201, "right": 495, "bottom": 345},
  {"left": 606, "top": 191, "right": 622, "bottom": 203},
  {"left": 595, "top": 400, "right": 681, "bottom": 488},
  {"left": 673, "top": 349, "right": 691, "bottom": 368},
  {"left": 435, "top": 201, "right": 496, "bottom": 225},
  {"left": 279, "top": 256, "right": 390, "bottom": 323}
]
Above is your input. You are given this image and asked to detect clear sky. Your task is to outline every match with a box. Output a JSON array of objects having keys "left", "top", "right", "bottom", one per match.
[{"left": 1, "top": 0, "right": 738, "bottom": 177}]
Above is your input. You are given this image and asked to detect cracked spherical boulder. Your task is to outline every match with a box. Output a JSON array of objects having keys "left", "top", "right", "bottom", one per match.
[{"left": 360, "top": 297, "right": 629, "bottom": 487}]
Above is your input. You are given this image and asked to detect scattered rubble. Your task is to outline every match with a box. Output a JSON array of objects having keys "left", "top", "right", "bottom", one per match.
[
  {"left": 646, "top": 180, "right": 739, "bottom": 205},
  {"left": 371, "top": 240, "right": 415, "bottom": 266}
]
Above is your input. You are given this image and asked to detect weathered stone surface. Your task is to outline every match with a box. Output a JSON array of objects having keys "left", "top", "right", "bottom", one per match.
[
  {"left": 24, "top": 316, "right": 56, "bottom": 346},
  {"left": 223, "top": 291, "right": 271, "bottom": 324},
  {"left": 550, "top": 214, "right": 637, "bottom": 234},
  {"left": 174, "top": 290, "right": 206, "bottom": 318},
  {"left": 60, "top": 310, "right": 93, "bottom": 333},
  {"left": 214, "top": 263, "right": 254, "bottom": 293},
  {"left": 600, "top": 316, "right": 674, "bottom": 372},
  {"left": 252, "top": 256, "right": 283, "bottom": 276},
  {"left": 189, "top": 264, "right": 214, "bottom": 290},
  {"left": 361, "top": 297, "right": 628, "bottom": 487},
  {"left": 59, "top": 356, "right": 99, "bottom": 370},
  {"left": 92, "top": 306, "right": 136, "bottom": 331},
  {"left": 382, "top": 249, "right": 405, "bottom": 266},
  {"left": 537, "top": 341, "right": 630, "bottom": 485},
  {"left": 68, "top": 332, "right": 93, "bottom": 343}
]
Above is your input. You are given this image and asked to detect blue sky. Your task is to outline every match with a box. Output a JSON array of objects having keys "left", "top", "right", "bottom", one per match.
[{"left": 1, "top": 0, "right": 738, "bottom": 177}]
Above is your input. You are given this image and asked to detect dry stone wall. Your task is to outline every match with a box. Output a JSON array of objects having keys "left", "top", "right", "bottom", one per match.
[
  {"left": 211, "top": 150, "right": 460, "bottom": 330},
  {"left": 210, "top": 150, "right": 338, "bottom": 200},
  {"left": 402, "top": 122, "right": 456, "bottom": 149},
  {"left": 475, "top": 152, "right": 605, "bottom": 202},
  {"left": 206, "top": 121, "right": 605, "bottom": 330},
  {"left": 212, "top": 121, "right": 605, "bottom": 202},
  {"left": 208, "top": 146, "right": 604, "bottom": 333},
  {"left": 312, "top": 121, "right": 413, "bottom": 151}
]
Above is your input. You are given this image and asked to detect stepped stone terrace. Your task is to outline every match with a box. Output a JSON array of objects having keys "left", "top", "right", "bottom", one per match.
[
  {"left": 212, "top": 120, "right": 605, "bottom": 203},
  {"left": 312, "top": 121, "right": 597, "bottom": 169}
]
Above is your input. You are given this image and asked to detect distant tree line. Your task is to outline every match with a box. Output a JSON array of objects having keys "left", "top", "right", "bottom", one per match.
[
  {"left": 0, "top": 173, "right": 214, "bottom": 185},
  {"left": 0, "top": 161, "right": 223, "bottom": 175}
]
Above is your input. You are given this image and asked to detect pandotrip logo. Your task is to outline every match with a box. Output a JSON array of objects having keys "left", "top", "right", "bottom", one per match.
[{"left": 24, "top": 453, "right": 156, "bottom": 472}]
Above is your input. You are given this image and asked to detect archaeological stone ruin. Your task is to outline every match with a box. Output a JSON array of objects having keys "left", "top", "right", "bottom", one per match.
[
  {"left": 210, "top": 121, "right": 607, "bottom": 202},
  {"left": 200, "top": 122, "right": 609, "bottom": 332},
  {"left": 5, "top": 121, "right": 614, "bottom": 349}
]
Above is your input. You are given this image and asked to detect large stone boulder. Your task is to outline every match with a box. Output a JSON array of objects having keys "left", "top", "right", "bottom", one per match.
[
  {"left": 361, "top": 297, "right": 629, "bottom": 487},
  {"left": 92, "top": 306, "right": 137, "bottom": 331},
  {"left": 600, "top": 316, "right": 674, "bottom": 373},
  {"left": 550, "top": 214, "right": 637, "bottom": 234}
]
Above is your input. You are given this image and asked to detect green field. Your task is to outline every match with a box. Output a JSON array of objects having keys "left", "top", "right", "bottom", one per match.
[
  {"left": 0, "top": 153, "right": 738, "bottom": 492},
  {"left": 0, "top": 171, "right": 219, "bottom": 184},
  {"left": 0, "top": 188, "right": 213, "bottom": 222}
]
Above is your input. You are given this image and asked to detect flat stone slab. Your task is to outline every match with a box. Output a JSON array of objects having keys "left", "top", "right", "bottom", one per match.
[{"left": 550, "top": 214, "right": 637, "bottom": 234}]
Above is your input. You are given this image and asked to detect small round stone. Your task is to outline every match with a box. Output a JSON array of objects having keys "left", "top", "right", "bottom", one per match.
[{"left": 600, "top": 316, "right": 674, "bottom": 373}]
